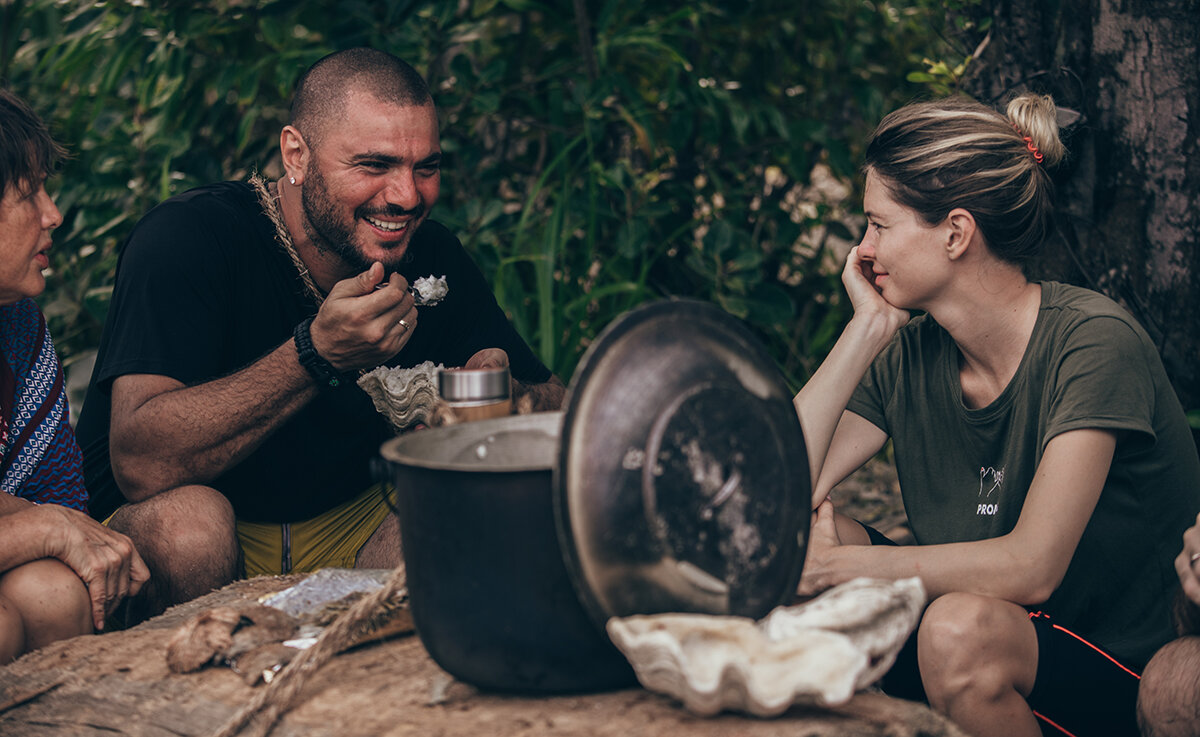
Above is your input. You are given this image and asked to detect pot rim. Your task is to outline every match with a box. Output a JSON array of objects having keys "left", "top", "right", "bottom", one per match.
[{"left": 379, "top": 410, "right": 563, "bottom": 473}]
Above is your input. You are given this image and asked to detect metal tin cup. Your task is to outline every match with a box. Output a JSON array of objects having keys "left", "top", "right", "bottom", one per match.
[{"left": 439, "top": 366, "right": 512, "bottom": 422}]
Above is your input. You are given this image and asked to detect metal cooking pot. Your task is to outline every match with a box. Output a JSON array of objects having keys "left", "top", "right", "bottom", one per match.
[
  {"left": 382, "top": 412, "right": 634, "bottom": 692},
  {"left": 379, "top": 299, "right": 811, "bottom": 693}
]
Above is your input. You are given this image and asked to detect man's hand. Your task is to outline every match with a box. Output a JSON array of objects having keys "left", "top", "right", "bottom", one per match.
[
  {"left": 796, "top": 498, "right": 844, "bottom": 598},
  {"left": 464, "top": 348, "right": 509, "bottom": 370},
  {"left": 462, "top": 349, "right": 566, "bottom": 412},
  {"left": 1176, "top": 511, "right": 1200, "bottom": 608},
  {"left": 36, "top": 506, "right": 150, "bottom": 631},
  {"left": 310, "top": 262, "right": 419, "bottom": 372},
  {"left": 512, "top": 374, "right": 566, "bottom": 412}
]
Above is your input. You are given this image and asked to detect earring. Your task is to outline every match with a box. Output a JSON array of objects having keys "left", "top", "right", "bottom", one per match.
[{"left": 289, "top": 176, "right": 296, "bottom": 185}]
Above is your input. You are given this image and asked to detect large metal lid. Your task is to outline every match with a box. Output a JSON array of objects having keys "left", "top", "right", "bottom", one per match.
[{"left": 554, "top": 299, "right": 810, "bottom": 628}]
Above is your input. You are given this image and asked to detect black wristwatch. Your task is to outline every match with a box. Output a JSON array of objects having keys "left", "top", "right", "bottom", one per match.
[{"left": 293, "top": 317, "right": 344, "bottom": 390}]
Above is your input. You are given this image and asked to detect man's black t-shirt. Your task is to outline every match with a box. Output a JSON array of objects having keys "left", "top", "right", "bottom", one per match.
[{"left": 77, "top": 181, "right": 550, "bottom": 523}]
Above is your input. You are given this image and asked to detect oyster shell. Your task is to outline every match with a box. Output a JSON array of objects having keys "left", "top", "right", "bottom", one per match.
[
  {"left": 357, "top": 361, "right": 443, "bottom": 430},
  {"left": 606, "top": 577, "right": 926, "bottom": 717}
]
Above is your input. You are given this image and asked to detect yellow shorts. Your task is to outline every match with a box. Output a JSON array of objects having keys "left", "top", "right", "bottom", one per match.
[{"left": 237, "top": 483, "right": 393, "bottom": 577}]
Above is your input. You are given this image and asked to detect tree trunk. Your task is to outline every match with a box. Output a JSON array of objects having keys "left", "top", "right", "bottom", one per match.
[{"left": 965, "top": 0, "right": 1200, "bottom": 425}]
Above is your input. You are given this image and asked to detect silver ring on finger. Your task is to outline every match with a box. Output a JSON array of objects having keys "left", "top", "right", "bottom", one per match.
[
  {"left": 398, "top": 318, "right": 411, "bottom": 332},
  {"left": 1190, "top": 552, "right": 1200, "bottom": 568}
]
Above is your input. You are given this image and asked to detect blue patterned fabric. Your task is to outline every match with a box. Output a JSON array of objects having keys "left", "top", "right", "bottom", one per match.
[{"left": 0, "top": 298, "right": 86, "bottom": 509}]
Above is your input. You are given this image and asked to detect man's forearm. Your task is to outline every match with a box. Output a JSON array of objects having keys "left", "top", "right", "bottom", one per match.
[{"left": 110, "top": 339, "right": 319, "bottom": 500}]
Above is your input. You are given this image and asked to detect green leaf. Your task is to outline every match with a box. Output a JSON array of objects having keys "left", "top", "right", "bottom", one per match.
[
  {"left": 728, "top": 103, "right": 750, "bottom": 143},
  {"left": 617, "top": 219, "right": 649, "bottom": 260},
  {"left": 744, "top": 283, "right": 794, "bottom": 327},
  {"left": 727, "top": 248, "right": 763, "bottom": 273},
  {"left": 705, "top": 220, "right": 735, "bottom": 256}
]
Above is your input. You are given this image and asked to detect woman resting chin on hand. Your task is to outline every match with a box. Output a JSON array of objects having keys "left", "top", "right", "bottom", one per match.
[{"left": 792, "top": 93, "right": 1200, "bottom": 737}]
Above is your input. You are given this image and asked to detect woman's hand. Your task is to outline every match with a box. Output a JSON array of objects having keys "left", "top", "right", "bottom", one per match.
[
  {"left": 36, "top": 505, "right": 150, "bottom": 630},
  {"left": 843, "top": 246, "right": 909, "bottom": 333},
  {"left": 797, "top": 498, "right": 845, "bottom": 597}
]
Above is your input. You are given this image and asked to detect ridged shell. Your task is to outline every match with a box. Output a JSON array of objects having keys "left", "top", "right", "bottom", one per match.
[
  {"left": 761, "top": 576, "right": 926, "bottom": 689},
  {"left": 606, "top": 577, "right": 926, "bottom": 717},
  {"left": 358, "top": 361, "right": 443, "bottom": 430}
]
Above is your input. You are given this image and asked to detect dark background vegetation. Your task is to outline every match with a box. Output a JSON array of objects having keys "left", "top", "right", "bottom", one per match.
[{"left": 2, "top": 0, "right": 1197, "bottom": 434}]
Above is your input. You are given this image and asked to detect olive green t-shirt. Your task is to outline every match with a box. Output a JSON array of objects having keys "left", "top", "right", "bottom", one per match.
[{"left": 847, "top": 282, "right": 1200, "bottom": 667}]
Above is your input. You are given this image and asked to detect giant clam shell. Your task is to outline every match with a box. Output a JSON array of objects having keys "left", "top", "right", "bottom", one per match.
[
  {"left": 761, "top": 576, "right": 926, "bottom": 689},
  {"left": 358, "top": 361, "right": 443, "bottom": 431},
  {"left": 606, "top": 577, "right": 926, "bottom": 717}
]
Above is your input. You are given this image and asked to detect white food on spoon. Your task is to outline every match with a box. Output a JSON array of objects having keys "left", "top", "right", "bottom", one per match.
[{"left": 411, "top": 274, "right": 448, "bottom": 306}]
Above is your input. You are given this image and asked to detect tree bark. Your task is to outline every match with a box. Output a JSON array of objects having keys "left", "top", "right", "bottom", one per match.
[{"left": 965, "top": 0, "right": 1200, "bottom": 421}]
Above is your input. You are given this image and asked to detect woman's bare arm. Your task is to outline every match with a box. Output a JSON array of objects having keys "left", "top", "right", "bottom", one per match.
[{"left": 799, "top": 428, "right": 1116, "bottom": 605}]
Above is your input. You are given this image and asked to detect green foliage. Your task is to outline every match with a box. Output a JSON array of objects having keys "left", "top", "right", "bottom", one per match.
[
  {"left": 903, "top": 0, "right": 990, "bottom": 96},
  {"left": 5, "top": 0, "right": 963, "bottom": 388}
]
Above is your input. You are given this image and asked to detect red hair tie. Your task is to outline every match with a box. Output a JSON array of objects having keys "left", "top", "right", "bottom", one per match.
[
  {"left": 1012, "top": 122, "right": 1044, "bottom": 164},
  {"left": 1022, "top": 135, "right": 1044, "bottom": 164}
]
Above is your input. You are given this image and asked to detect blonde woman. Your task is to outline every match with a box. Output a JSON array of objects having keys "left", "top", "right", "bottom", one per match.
[{"left": 794, "top": 94, "right": 1200, "bottom": 737}]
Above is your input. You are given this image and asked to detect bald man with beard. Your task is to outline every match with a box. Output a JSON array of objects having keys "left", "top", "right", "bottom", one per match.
[{"left": 77, "top": 48, "right": 564, "bottom": 621}]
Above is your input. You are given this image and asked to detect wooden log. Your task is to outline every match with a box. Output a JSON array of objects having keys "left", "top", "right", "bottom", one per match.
[{"left": 0, "top": 575, "right": 966, "bottom": 737}]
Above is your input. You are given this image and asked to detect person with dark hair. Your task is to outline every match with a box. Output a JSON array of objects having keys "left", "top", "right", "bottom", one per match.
[
  {"left": 75, "top": 48, "right": 564, "bottom": 619},
  {"left": 792, "top": 93, "right": 1200, "bottom": 737},
  {"left": 0, "top": 88, "right": 148, "bottom": 662}
]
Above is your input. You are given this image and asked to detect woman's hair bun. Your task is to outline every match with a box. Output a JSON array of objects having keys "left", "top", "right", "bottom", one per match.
[{"left": 1005, "top": 93, "right": 1066, "bottom": 168}]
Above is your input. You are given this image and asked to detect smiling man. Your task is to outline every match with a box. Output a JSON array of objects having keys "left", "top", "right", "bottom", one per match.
[{"left": 75, "top": 49, "right": 564, "bottom": 620}]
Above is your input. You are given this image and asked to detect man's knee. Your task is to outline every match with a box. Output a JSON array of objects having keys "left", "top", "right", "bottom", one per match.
[
  {"left": 1138, "top": 636, "right": 1200, "bottom": 737},
  {"left": 110, "top": 485, "right": 239, "bottom": 586},
  {"left": 107, "top": 486, "right": 240, "bottom": 617},
  {"left": 917, "top": 593, "right": 1036, "bottom": 706},
  {"left": 355, "top": 513, "right": 401, "bottom": 569},
  {"left": 0, "top": 559, "right": 91, "bottom": 652}
]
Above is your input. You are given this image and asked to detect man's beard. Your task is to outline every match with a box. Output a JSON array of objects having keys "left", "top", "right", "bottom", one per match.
[{"left": 299, "top": 162, "right": 422, "bottom": 272}]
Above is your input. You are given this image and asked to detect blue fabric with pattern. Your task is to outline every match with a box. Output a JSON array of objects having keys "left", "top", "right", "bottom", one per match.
[{"left": 0, "top": 298, "right": 86, "bottom": 510}]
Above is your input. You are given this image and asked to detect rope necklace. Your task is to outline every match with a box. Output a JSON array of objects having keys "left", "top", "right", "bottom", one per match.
[
  {"left": 249, "top": 172, "right": 326, "bottom": 307},
  {"left": 250, "top": 173, "right": 401, "bottom": 387}
]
